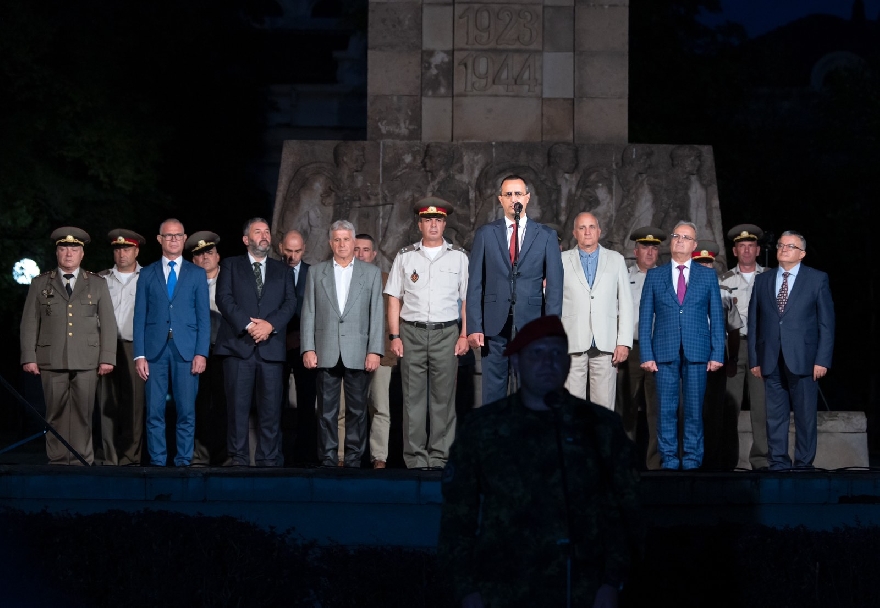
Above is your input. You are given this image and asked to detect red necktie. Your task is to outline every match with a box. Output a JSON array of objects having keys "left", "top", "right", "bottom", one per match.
[
  {"left": 677, "top": 265, "right": 686, "bottom": 305},
  {"left": 509, "top": 223, "right": 518, "bottom": 264}
]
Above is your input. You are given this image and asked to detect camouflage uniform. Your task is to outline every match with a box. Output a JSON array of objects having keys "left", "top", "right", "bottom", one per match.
[{"left": 438, "top": 391, "right": 642, "bottom": 606}]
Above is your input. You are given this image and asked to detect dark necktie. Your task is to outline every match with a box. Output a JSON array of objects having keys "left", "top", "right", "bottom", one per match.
[
  {"left": 253, "top": 262, "right": 263, "bottom": 297},
  {"left": 677, "top": 265, "right": 687, "bottom": 305},
  {"left": 63, "top": 273, "right": 74, "bottom": 297},
  {"left": 167, "top": 261, "right": 177, "bottom": 299},
  {"left": 777, "top": 271, "right": 790, "bottom": 314},
  {"left": 509, "top": 223, "right": 518, "bottom": 264}
]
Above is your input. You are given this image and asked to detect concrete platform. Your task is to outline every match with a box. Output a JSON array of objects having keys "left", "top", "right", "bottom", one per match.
[{"left": 4, "top": 465, "right": 880, "bottom": 547}]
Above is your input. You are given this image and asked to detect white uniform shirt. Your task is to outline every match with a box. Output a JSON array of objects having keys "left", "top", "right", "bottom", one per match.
[
  {"left": 384, "top": 240, "right": 469, "bottom": 323},
  {"left": 102, "top": 263, "right": 142, "bottom": 341},
  {"left": 719, "top": 263, "right": 765, "bottom": 336}
]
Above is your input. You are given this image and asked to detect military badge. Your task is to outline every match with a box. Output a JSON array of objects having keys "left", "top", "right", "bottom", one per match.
[
  {"left": 41, "top": 287, "right": 55, "bottom": 299},
  {"left": 410, "top": 269, "right": 419, "bottom": 283}
]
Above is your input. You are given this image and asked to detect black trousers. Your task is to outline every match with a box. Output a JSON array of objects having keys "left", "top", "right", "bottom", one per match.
[{"left": 316, "top": 358, "right": 369, "bottom": 467}]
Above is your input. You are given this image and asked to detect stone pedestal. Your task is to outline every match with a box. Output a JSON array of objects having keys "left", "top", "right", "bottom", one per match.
[{"left": 737, "top": 411, "right": 869, "bottom": 470}]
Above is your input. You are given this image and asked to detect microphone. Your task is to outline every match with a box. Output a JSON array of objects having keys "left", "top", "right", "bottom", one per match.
[{"left": 513, "top": 202, "right": 523, "bottom": 213}]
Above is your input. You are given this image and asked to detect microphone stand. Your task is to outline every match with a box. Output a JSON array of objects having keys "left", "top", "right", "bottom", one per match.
[{"left": 508, "top": 203, "right": 522, "bottom": 395}]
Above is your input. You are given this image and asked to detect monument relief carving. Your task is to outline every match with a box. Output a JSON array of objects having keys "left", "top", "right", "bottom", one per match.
[{"left": 273, "top": 142, "right": 727, "bottom": 270}]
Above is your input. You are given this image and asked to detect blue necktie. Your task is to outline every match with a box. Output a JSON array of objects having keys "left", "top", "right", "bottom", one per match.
[{"left": 167, "top": 260, "right": 177, "bottom": 299}]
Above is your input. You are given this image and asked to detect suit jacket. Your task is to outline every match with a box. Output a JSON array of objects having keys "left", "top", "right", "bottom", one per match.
[
  {"left": 747, "top": 264, "right": 834, "bottom": 376},
  {"left": 639, "top": 262, "right": 725, "bottom": 364},
  {"left": 133, "top": 259, "right": 210, "bottom": 362},
  {"left": 561, "top": 245, "right": 634, "bottom": 353},
  {"left": 300, "top": 258, "right": 384, "bottom": 369},
  {"left": 285, "top": 261, "right": 310, "bottom": 357},
  {"left": 214, "top": 255, "right": 297, "bottom": 362},
  {"left": 20, "top": 269, "right": 117, "bottom": 370},
  {"left": 466, "top": 218, "right": 563, "bottom": 337}
]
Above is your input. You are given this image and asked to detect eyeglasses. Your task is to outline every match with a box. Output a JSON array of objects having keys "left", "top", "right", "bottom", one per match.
[
  {"left": 160, "top": 233, "right": 185, "bottom": 241},
  {"left": 670, "top": 233, "right": 695, "bottom": 242},
  {"left": 500, "top": 192, "right": 528, "bottom": 199},
  {"left": 776, "top": 243, "right": 803, "bottom": 251}
]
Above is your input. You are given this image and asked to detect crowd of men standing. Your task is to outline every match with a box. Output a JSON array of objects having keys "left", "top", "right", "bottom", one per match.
[{"left": 19, "top": 174, "right": 834, "bottom": 472}]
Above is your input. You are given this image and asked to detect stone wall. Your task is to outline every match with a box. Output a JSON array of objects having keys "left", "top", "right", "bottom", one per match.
[
  {"left": 367, "top": 0, "right": 629, "bottom": 142},
  {"left": 271, "top": 140, "right": 727, "bottom": 270}
]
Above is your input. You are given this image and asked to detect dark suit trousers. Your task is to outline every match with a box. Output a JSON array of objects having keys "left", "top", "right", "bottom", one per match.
[
  {"left": 98, "top": 339, "right": 145, "bottom": 465},
  {"left": 192, "top": 349, "right": 228, "bottom": 466},
  {"left": 287, "top": 353, "right": 318, "bottom": 465},
  {"left": 764, "top": 353, "right": 818, "bottom": 469},
  {"left": 481, "top": 314, "right": 515, "bottom": 405},
  {"left": 224, "top": 350, "right": 283, "bottom": 466},
  {"left": 317, "top": 359, "right": 369, "bottom": 467}
]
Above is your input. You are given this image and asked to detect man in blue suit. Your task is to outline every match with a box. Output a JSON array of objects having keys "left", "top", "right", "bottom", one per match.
[
  {"left": 215, "top": 218, "right": 296, "bottom": 467},
  {"left": 466, "top": 174, "right": 564, "bottom": 404},
  {"left": 639, "top": 221, "right": 725, "bottom": 470},
  {"left": 134, "top": 218, "right": 211, "bottom": 467},
  {"left": 748, "top": 230, "right": 834, "bottom": 470}
]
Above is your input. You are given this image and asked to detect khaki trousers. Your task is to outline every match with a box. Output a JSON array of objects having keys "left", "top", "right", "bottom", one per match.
[
  {"left": 565, "top": 348, "right": 616, "bottom": 410},
  {"left": 42, "top": 368, "right": 98, "bottom": 465},
  {"left": 726, "top": 339, "right": 768, "bottom": 469}
]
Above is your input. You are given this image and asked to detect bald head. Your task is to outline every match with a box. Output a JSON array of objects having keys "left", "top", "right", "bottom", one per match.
[
  {"left": 279, "top": 230, "right": 305, "bottom": 267},
  {"left": 572, "top": 212, "right": 601, "bottom": 253}
]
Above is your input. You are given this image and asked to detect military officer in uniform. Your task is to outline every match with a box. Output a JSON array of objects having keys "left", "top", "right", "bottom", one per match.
[
  {"left": 97, "top": 229, "right": 146, "bottom": 465},
  {"left": 186, "top": 231, "right": 228, "bottom": 465},
  {"left": 720, "top": 224, "right": 768, "bottom": 469},
  {"left": 385, "top": 199, "right": 470, "bottom": 469},
  {"left": 438, "top": 315, "right": 641, "bottom": 607},
  {"left": 692, "top": 241, "right": 744, "bottom": 470},
  {"left": 615, "top": 227, "right": 664, "bottom": 469},
  {"left": 20, "top": 227, "right": 118, "bottom": 465}
]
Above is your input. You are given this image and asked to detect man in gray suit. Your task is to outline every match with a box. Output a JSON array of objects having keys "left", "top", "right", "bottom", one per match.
[{"left": 300, "top": 220, "right": 384, "bottom": 467}]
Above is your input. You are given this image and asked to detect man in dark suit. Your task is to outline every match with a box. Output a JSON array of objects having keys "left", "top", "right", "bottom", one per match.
[
  {"left": 639, "top": 221, "right": 725, "bottom": 470},
  {"left": 300, "top": 220, "right": 384, "bottom": 467},
  {"left": 466, "top": 174, "right": 564, "bottom": 404},
  {"left": 134, "top": 219, "right": 211, "bottom": 467},
  {"left": 215, "top": 218, "right": 296, "bottom": 467},
  {"left": 279, "top": 230, "right": 317, "bottom": 466},
  {"left": 748, "top": 230, "right": 834, "bottom": 470}
]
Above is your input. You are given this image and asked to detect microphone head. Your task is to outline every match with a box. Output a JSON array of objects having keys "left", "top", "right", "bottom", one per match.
[{"left": 513, "top": 202, "right": 523, "bottom": 213}]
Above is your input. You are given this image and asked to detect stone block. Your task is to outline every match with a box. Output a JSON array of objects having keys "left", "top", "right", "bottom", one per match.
[
  {"left": 453, "top": 51, "right": 542, "bottom": 97},
  {"left": 543, "top": 7, "right": 574, "bottom": 51},
  {"left": 423, "top": 4, "right": 454, "bottom": 50},
  {"left": 576, "top": 0, "right": 628, "bottom": 5},
  {"left": 422, "top": 50, "right": 453, "bottom": 97},
  {"left": 542, "top": 98, "right": 573, "bottom": 140},
  {"left": 575, "top": 51, "right": 628, "bottom": 98},
  {"left": 574, "top": 5, "right": 628, "bottom": 52},
  {"left": 454, "top": 4, "right": 543, "bottom": 50},
  {"left": 368, "top": 51, "right": 421, "bottom": 96},
  {"left": 422, "top": 97, "right": 453, "bottom": 141},
  {"left": 453, "top": 97, "right": 542, "bottom": 141},
  {"left": 545, "top": 0, "right": 574, "bottom": 6},
  {"left": 543, "top": 52, "right": 573, "bottom": 98},
  {"left": 368, "top": 95, "right": 421, "bottom": 140},
  {"left": 574, "top": 97, "right": 627, "bottom": 143},
  {"left": 737, "top": 411, "right": 870, "bottom": 471},
  {"left": 369, "top": 1, "right": 422, "bottom": 51}
]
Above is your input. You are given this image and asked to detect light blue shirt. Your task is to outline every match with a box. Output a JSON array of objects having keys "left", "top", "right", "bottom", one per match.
[
  {"left": 775, "top": 263, "right": 800, "bottom": 296},
  {"left": 578, "top": 247, "right": 600, "bottom": 288}
]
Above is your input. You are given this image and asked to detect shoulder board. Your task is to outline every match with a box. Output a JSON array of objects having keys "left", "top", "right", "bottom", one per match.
[
  {"left": 719, "top": 284, "right": 733, "bottom": 293},
  {"left": 398, "top": 244, "right": 416, "bottom": 254},
  {"left": 720, "top": 269, "right": 736, "bottom": 280},
  {"left": 451, "top": 244, "right": 467, "bottom": 253},
  {"left": 84, "top": 270, "right": 103, "bottom": 279},
  {"left": 97, "top": 269, "right": 112, "bottom": 277}
]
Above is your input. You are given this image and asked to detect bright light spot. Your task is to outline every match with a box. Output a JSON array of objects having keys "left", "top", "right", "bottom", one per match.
[{"left": 13, "top": 258, "right": 40, "bottom": 285}]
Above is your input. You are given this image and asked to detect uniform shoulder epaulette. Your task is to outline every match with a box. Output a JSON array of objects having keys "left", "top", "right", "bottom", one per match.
[
  {"left": 720, "top": 269, "right": 736, "bottom": 280},
  {"left": 85, "top": 270, "right": 104, "bottom": 280},
  {"left": 452, "top": 244, "right": 467, "bottom": 253},
  {"left": 97, "top": 269, "right": 112, "bottom": 277},
  {"left": 719, "top": 284, "right": 734, "bottom": 293},
  {"left": 398, "top": 244, "right": 416, "bottom": 254},
  {"left": 37, "top": 270, "right": 52, "bottom": 279}
]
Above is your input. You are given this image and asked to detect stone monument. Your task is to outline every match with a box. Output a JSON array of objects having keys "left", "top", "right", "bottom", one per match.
[{"left": 271, "top": 0, "right": 727, "bottom": 270}]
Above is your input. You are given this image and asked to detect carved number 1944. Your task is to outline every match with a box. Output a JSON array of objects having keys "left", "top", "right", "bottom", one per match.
[{"left": 458, "top": 52, "right": 538, "bottom": 93}]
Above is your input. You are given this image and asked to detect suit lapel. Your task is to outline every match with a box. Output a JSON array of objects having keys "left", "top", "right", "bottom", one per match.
[
  {"left": 665, "top": 263, "right": 679, "bottom": 304},
  {"left": 518, "top": 221, "right": 538, "bottom": 262},
  {"left": 591, "top": 246, "right": 608, "bottom": 291},
  {"left": 567, "top": 250, "right": 590, "bottom": 292},
  {"left": 153, "top": 262, "right": 170, "bottom": 301},
  {"left": 493, "top": 221, "right": 511, "bottom": 269},
  {"left": 320, "top": 264, "right": 341, "bottom": 316},
  {"left": 52, "top": 271, "right": 69, "bottom": 301}
]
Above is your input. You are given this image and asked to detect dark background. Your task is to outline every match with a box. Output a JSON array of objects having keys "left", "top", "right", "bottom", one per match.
[{"left": 1, "top": 0, "right": 877, "bottom": 448}]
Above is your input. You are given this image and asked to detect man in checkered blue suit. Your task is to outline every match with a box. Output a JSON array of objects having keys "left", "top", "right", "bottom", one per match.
[{"left": 639, "top": 221, "right": 725, "bottom": 470}]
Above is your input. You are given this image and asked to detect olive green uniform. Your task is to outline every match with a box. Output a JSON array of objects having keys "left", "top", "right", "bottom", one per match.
[
  {"left": 438, "top": 391, "right": 642, "bottom": 606},
  {"left": 20, "top": 269, "right": 117, "bottom": 464}
]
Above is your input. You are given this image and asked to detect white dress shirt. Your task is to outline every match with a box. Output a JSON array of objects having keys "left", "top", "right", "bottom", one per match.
[
  {"left": 504, "top": 216, "right": 528, "bottom": 253},
  {"left": 333, "top": 258, "right": 355, "bottom": 312},
  {"left": 671, "top": 259, "right": 692, "bottom": 297}
]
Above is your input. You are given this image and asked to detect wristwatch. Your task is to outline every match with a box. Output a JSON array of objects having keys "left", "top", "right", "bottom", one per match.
[{"left": 388, "top": 334, "right": 400, "bottom": 340}]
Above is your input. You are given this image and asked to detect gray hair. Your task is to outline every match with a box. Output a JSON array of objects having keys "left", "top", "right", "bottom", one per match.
[
  {"left": 159, "top": 218, "right": 184, "bottom": 233},
  {"left": 242, "top": 217, "right": 270, "bottom": 236},
  {"left": 780, "top": 230, "right": 806, "bottom": 251},
  {"left": 673, "top": 220, "right": 698, "bottom": 238},
  {"left": 329, "top": 219, "right": 356, "bottom": 240}
]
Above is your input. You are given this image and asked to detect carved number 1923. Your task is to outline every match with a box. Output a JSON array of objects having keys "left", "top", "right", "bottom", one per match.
[
  {"left": 458, "top": 6, "right": 538, "bottom": 47},
  {"left": 458, "top": 53, "right": 538, "bottom": 93}
]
